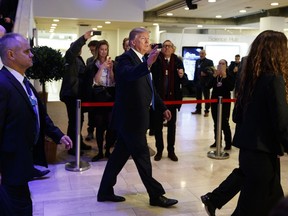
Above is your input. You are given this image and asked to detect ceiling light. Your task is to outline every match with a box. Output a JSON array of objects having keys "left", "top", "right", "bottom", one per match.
[
  {"left": 166, "top": 13, "right": 173, "bottom": 16},
  {"left": 216, "top": 15, "right": 222, "bottom": 18},
  {"left": 53, "top": 19, "right": 59, "bottom": 22},
  {"left": 50, "top": 26, "right": 56, "bottom": 29},
  {"left": 208, "top": 0, "right": 216, "bottom": 2},
  {"left": 271, "top": 2, "right": 279, "bottom": 6},
  {"left": 184, "top": 7, "right": 189, "bottom": 10},
  {"left": 153, "top": 23, "right": 158, "bottom": 26},
  {"left": 92, "top": 28, "right": 98, "bottom": 31},
  {"left": 197, "top": 25, "right": 203, "bottom": 28},
  {"left": 51, "top": 23, "right": 57, "bottom": 26},
  {"left": 239, "top": 10, "right": 247, "bottom": 13},
  {"left": 105, "top": 21, "right": 111, "bottom": 24},
  {"left": 97, "top": 25, "right": 103, "bottom": 28}
]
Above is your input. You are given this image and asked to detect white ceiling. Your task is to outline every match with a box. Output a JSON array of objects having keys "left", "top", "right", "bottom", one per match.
[{"left": 34, "top": 0, "right": 288, "bottom": 35}]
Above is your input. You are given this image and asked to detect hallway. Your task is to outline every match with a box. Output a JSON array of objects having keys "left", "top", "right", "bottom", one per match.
[{"left": 30, "top": 101, "right": 288, "bottom": 216}]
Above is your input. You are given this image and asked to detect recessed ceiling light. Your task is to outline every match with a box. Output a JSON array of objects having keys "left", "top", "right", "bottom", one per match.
[
  {"left": 92, "top": 28, "right": 98, "bottom": 31},
  {"left": 197, "top": 25, "right": 203, "bottom": 28},
  {"left": 184, "top": 7, "right": 189, "bottom": 10},
  {"left": 97, "top": 25, "right": 103, "bottom": 28},
  {"left": 208, "top": 0, "right": 216, "bottom": 2},
  {"left": 50, "top": 26, "right": 56, "bottom": 29},
  {"left": 105, "top": 21, "right": 111, "bottom": 24},
  {"left": 239, "top": 10, "right": 247, "bottom": 13},
  {"left": 51, "top": 23, "right": 57, "bottom": 26},
  {"left": 271, "top": 2, "right": 279, "bottom": 6},
  {"left": 153, "top": 23, "right": 158, "bottom": 26},
  {"left": 166, "top": 13, "right": 173, "bottom": 16},
  {"left": 216, "top": 15, "right": 222, "bottom": 18},
  {"left": 53, "top": 19, "right": 59, "bottom": 22}
]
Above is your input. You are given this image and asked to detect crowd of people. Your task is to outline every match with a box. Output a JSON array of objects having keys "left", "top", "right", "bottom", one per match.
[{"left": 0, "top": 25, "right": 288, "bottom": 216}]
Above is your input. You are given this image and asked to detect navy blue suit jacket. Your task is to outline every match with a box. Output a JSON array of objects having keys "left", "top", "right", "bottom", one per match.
[
  {"left": 0, "top": 67, "right": 64, "bottom": 185},
  {"left": 111, "top": 49, "right": 167, "bottom": 133}
]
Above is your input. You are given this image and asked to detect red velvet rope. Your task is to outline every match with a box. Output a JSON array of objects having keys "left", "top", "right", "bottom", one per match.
[{"left": 81, "top": 98, "right": 236, "bottom": 107}]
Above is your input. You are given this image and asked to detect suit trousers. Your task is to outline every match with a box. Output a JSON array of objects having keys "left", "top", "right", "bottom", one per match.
[
  {"left": 195, "top": 85, "right": 210, "bottom": 112},
  {"left": 0, "top": 183, "right": 32, "bottom": 216},
  {"left": 211, "top": 102, "right": 232, "bottom": 145},
  {"left": 153, "top": 107, "right": 177, "bottom": 154},
  {"left": 98, "top": 130, "right": 165, "bottom": 199}
]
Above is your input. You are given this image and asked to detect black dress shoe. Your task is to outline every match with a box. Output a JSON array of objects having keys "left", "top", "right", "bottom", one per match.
[
  {"left": 85, "top": 133, "right": 94, "bottom": 141},
  {"left": 91, "top": 153, "right": 104, "bottom": 162},
  {"left": 150, "top": 195, "right": 178, "bottom": 207},
  {"left": 154, "top": 152, "right": 162, "bottom": 161},
  {"left": 201, "top": 194, "right": 216, "bottom": 216},
  {"left": 210, "top": 143, "right": 216, "bottom": 148},
  {"left": 191, "top": 110, "right": 201, "bottom": 114},
  {"left": 97, "top": 194, "right": 126, "bottom": 202},
  {"left": 81, "top": 142, "right": 92, "bottom": 150},
  {"left": 32, "top": 168, "right": 50, "bottom": 178},
  {"left": 168, "top": 152, "right": 178, "bottom": 162}
]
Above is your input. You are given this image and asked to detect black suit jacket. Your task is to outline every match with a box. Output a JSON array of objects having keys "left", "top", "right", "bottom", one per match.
[
  {"left": 0, "top": 67, "right": 64, "bottom": 185},
  {"left": 233, "top": 74, "right": 288, "bottom": 155},
  {"left": 111, "top": 49, "right": 167, "bottom": 133},
  {"left": 193, "top": 58, "right": 214, "bottom": 86}
]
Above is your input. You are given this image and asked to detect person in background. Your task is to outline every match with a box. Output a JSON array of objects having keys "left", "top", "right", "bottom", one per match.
[
  {"left": 150, "top": 39, "right": 186, "bottom": 162},
  {"left": 97, "top": 27, "right": 178, "bottom": 208},
  {"left": 87, "top": 39, "right": 116, "bottom": 161},
  {"left": 192, "top": 49, "right": 214, "bottom": 117},
  {"left": 60, "top": 30, "right": 93, "bottom": 156},
  {"left": 201, "top": 30, "right": 288, "bottom": 216},
  {"left": 115, "top": 37, "right": 130, "bottom": 62},
  {"left": 228, "top": 54, "right": 241, "bottom": 98},
  {"left": 0, "top": 0, "right": 18, "bottom": 33},
  {"left": 0, "top": 33, "right": 72, "bottom": 216},
  {"left": 85, "top": 40, "right": 99, "bottom": 141},
  {"left": 0, "top": 25, "right": 6, "bottom": 69},
  {"left": 208, "top": 59, "right": 234, "bottom": 150}
]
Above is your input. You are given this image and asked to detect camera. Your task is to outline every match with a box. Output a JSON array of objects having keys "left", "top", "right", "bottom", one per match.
[
  {"left": 151, "top": 43, "right": 163, "bottom": 49},
  {"left": 90, "top": 30, "right": 102, "bottom": 36}
]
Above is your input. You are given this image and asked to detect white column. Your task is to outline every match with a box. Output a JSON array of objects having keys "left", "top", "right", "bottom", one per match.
[{"left": 260, "top": 16, "right": 285, "bottom": 32}]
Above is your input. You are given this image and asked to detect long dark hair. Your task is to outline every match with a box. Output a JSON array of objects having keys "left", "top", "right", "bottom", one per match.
[{"left": 237, "top": 30, "right": 288, "bottom": 109}]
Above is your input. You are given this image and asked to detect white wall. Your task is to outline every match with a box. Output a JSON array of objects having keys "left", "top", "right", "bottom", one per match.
[{"left": 160, "top": 32, "right": 256, "bottom": 63}]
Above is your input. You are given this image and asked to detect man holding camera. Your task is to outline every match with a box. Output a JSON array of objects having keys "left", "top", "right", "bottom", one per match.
[{"left": 150, "top": 40, "right": 186, "bottom": 162}]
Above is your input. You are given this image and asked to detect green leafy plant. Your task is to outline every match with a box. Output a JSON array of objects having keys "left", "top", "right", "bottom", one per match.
[
  {"left": 26, "top": 45, "right": 65, "bottom": 94},
  {"left": 25, "top": 46, "right": 65, "bottom": 107}
]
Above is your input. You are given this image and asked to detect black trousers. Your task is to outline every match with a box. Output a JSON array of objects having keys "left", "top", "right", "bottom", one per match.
[
  {"left": 210, "top": 149, "right": 283, "bottom": 216},
  {"left": 97, "top": 129, "right": 165, "bottom": 199},
  {"left": 211, "top": 101, "right": 232, "bottom": 146},
  {"left": 152, "top": 107, "right": 177, "bottom": 154},
  {"left": 236, "top": 149, "right": 283, "bottom": 216},
  {"left": 63, "top": 97, "right": 85, "bottom": 149},
  {"left": 195, "top": 85, "right": 210, "bottom": 112},
  {"left": 0, "top": 183, "right": 32, "bottom": 216}
]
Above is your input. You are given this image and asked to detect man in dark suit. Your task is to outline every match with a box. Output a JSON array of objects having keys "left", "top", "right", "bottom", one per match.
[
  {"left": 97, "top": 27, "right": 178, "bottom": 208},
  {"left": 192, "top": 49, "right": 214, "bottom": 117},
  {"left": 0, "top": 33, "right": 73, "bottom": 216}
]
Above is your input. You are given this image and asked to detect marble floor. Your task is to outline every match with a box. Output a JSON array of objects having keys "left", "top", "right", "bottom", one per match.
[{"left": 29, "top": 100, "right": 288, "bottom": 216}]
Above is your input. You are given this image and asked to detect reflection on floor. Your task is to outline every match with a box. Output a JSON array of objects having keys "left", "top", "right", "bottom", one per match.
[{"left": 30, "top": 101, "right": 288, "bottom": 216}]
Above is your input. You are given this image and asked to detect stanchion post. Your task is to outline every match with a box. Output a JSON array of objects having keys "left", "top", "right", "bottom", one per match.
[
  {"left": 65, "top": 99, "right": 91, "bottom": 171},
  {"left": 207, "top": 96, "right": 229, "bottom": 160}
]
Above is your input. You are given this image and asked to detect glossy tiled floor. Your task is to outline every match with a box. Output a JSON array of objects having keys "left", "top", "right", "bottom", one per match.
[{"left": 30, "top": 100, "right": 288, "bottom": 216}]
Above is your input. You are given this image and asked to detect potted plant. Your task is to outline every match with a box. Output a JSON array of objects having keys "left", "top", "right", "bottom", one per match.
[
  {"left": 26, "top": 45, "right": 65, "bottom": 163},
  {"left": 26, "top": 45, "right": 65, "bottom": 107}
]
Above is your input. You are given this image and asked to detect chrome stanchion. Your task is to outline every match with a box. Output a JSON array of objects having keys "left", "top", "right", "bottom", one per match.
[
  {"left": 207, "top": 96, "right": 229, "bottom": 159},
  {"left": 65, "top": 99, "right": 91, "bottom": 171}
]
